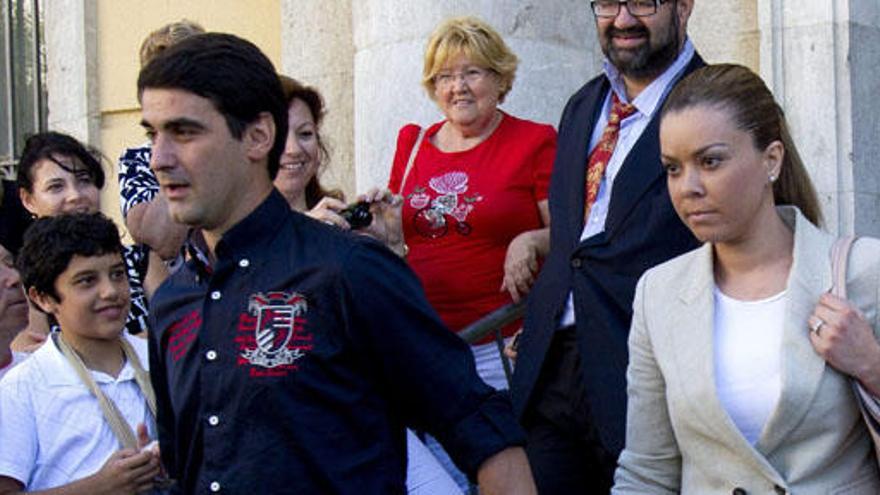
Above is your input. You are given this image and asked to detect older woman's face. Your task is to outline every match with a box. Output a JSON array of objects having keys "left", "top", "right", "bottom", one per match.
[
  {"left": 20, "top": 155, "right": 100, "bottom": 217},
  {"left": 0, "top": 244, "right": 27, "bottom": 339},
  {"left": 433, "top": 53, "right": 501, "bottom": 131},
  {"left": 274, "top": 98, "right": 320, "bottom": 210},
  {"left": 660, "top": 104, "right": 782, "bottom": 245}
]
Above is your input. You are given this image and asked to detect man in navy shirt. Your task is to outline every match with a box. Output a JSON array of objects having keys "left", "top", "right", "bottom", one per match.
[{"left": 140, "top": 33, "right": 536, "bottom": 494}]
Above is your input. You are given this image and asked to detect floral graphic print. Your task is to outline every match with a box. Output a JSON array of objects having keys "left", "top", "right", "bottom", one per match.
[{"left": 408, "top": 171, "right": 482, "bottom": 238}]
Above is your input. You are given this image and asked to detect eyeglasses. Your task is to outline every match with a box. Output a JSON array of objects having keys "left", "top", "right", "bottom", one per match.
[
  {"left": 590, "top": 0, "right": 669, "bottom": 18},
  {"left": 433, "top": 67, "right": 493, "bottom": 89}
]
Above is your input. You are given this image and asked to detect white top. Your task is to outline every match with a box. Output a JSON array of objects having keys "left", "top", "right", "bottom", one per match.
[
  {"left": 0, "top": 334, "right": 152, "bottom": 490},
  {"left": 560, "top": 39, "right": 696, "bottom": 327},
  {"left": 0, "top": 351, "right": 28, "bottom": 382},
  {"left": 713, "top": 287, "right": 786, "bottom": 445}
]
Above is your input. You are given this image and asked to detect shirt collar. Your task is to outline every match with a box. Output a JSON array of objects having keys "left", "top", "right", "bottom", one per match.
[
  {"left": 42, "top": 335, "right": 138, "bottom": 387},
  {"left": 191, "top": 189, "right": 289, "bottom": 270},
  {"left": 603, "top": 37, "right": 695, "bottom": 118},
  {"left": 185, "top": 228, "right": 212, "bottom": 278}
]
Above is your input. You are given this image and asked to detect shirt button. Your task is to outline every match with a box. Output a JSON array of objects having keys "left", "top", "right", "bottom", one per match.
[
  {"left": 205, "top": 350, "right": 218, "bottom": 361},
  {"left": 238, "top": 258, "right": 250, "bottom": 268},
  {"left": 571, "top": 258, "right": 582, "bottom": 269},
  {"left": 210, "top": 481, "right": 221, "bottom": 492},
  {"left": 210, "top": 291, "right": 222, "bottom": 300},
  {"left": 208, "top": 415, "right": 220, "bottom": 426}
]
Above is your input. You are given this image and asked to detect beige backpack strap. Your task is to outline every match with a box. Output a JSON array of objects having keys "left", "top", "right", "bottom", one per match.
[
  {"left": 54, "top": 334, "right": 152, "bottom": 450},
  {"left": 120, "top": 336, "right": 157, "bottom": 419},
  {"left": 399, "top": 127, "right": 427, "bottom": 194}
]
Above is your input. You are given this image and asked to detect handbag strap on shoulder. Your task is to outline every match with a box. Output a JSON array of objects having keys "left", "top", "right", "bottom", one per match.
[
  {"left": 830, "top": 236, "right": 857, "bottom": 299},
  {"left": 400, "top": 127, "right": 427, "bottom": 194}
]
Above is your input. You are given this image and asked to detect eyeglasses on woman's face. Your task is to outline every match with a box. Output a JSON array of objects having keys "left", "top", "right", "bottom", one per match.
[{"left": 433, "top": 67, "right": 493, "bottom": 89}]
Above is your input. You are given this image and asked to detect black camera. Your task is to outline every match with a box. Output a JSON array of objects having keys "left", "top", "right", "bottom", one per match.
[{"left": 340, "top": 201, "right": 373, "bottom": 230}]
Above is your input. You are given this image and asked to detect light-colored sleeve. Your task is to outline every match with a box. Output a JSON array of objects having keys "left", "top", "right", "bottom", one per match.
[
  {"left": 0, "top": 371, "right": 38, "bottom": 486},
  {"left": 612, "top": 274, "right": 682, "bottom": 494},
  {"left": 853, "top": 239, "right": 880, "bottom": 433}
]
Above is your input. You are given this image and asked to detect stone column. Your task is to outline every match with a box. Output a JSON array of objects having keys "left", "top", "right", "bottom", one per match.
[
  {"left": 352, "top": 1, "right": 599, "bottom": 192},
  {"left": 44, "top": 0, "right": 99, "bottom": 145},
  {"left": 689, "top": 0, "right": 759, "bottom": 69},
  {"left": 759, "top": 0, "right": 880, "bottom": 236},
  {"left": 281, "top": 0, "right": 355, "bottom": 199},
  {"left": 847, "top": 1, "right": 880, "bottom": 236}
]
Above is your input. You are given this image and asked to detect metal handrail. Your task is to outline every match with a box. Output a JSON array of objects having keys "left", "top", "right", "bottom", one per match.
[
  {"left": 457, "top": 301, "right": 526, "bottom": 387},
  {"left": 457, "top": 301, "right": 525, "bottom": 344}
]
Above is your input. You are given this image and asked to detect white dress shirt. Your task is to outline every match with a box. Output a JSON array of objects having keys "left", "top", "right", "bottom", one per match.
[{"left": 0, "top": 351, "right": 28, "bottom": 382}]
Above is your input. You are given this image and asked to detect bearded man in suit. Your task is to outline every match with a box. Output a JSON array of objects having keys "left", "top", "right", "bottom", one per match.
[{"left": 511, "top": 0, "right": 704, "bottom": 491}]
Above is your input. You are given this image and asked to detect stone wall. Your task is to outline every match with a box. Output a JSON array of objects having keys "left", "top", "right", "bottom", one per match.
[
  {"left": 278, "top": 0, "right": 880, "bottom": 235},
  {"left": 44, "top": 1, "right": 880, "bottom": 234},
  {"left": 45, "top": 0, "right": 282, "bottom": 227}
]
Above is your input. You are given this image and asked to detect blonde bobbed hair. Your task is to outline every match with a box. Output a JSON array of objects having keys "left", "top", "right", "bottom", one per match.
[{"left": 422, "top": 16, "right": 518, "bottom": 103}]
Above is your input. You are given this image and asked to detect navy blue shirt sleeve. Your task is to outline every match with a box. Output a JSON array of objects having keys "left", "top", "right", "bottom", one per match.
[
  {"left": 148, "top": 317, "right": 178, "bottom": 480},
  {"left": 341, "top": 239, "right": 526, "bottom": 476}
]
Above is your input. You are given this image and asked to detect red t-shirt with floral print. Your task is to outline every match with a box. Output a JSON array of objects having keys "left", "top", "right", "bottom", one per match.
[{"left": 388, "top": 112, "right": 557, "bottom": 344}]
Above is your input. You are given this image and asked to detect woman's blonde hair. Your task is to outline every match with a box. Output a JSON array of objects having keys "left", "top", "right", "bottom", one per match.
[
  {"left": 662, "top": 64, "right": 823, "bottom": 226},
  {"left": 422, "top": 16, "right": 518, "bottom": 103},
  {"left": 139, "top": 20, "right": 205, "bottom": 68}
]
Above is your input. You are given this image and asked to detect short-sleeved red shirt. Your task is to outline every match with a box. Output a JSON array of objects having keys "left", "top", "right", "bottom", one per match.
[{"left": 389, "top": 112, "right": 557, "bottom": 343}]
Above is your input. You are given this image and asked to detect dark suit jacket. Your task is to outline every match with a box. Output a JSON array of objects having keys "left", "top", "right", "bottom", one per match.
[{"left": 511, "top": 53, "right": 705, "bottom": 458}]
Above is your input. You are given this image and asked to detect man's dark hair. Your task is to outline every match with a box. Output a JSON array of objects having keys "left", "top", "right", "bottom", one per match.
[
  {"left": 17, "top": 213, "right": 123, "bottom": 300},
  {"left": 17, "top": 132, "right": 105, "bottom": 193},
  {"left": 137, "top": 32, "right": 288, "bottom": 180}
]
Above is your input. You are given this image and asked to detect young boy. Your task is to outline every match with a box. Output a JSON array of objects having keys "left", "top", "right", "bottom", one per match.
[{"left": 0, "top": 213, "right": 160, "bottom": 494}]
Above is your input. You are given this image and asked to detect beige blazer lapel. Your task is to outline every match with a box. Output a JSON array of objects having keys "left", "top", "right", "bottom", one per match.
[
  {"left": 756, "top": 207, "right": 834, "bottom": 455},
  {"left": 669, "top": 245, "right": 767, "bottom": 462}
]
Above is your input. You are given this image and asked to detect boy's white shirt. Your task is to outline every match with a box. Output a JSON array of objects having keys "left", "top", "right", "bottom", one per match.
[
  {"left": 0, "top": 334, "right": 152, "bottom": 490},
  {"left": 0, "top": 351, "right": 29, "bottom": 382}
]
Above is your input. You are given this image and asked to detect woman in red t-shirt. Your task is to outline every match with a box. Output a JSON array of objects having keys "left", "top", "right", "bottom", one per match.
[
  {"left": 362, "top": 16, "right": 556, "bottom": 492},
  {"left": 371, "top": 16, "right": 557, "bottom": 392}
]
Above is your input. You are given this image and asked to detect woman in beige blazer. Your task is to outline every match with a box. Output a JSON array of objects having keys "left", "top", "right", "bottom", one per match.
[{"left": 612, "top": 64, "right": 880, "bottom": 494}]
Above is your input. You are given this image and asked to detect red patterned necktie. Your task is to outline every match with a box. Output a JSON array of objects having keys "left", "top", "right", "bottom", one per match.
[{"left": 584, "top": 92, "right": 636, "bottom": 219}]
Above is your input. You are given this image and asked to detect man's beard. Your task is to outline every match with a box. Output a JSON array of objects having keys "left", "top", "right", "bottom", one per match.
[{"left": 602, "top": 18, "right": 681, "bottom": 81}]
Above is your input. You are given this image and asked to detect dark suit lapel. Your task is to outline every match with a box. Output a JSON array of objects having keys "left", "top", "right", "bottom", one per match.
[
  {"left": 604, "top": 54, "right": 705, "bottom": 238},
  {"left": 562, "top": 80, "right": 609, "bottom": 249},
  {"left": 603, "top": 117, "right": 663, "bottom": 236}
]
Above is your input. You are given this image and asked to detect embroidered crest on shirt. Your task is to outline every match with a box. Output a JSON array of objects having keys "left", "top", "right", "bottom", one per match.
[
  {"left": 239, "top": 291, "right": 310, "bottom": 371},
  {"left": 407, "top": 171, "right": 482, "bottom": 238}
]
